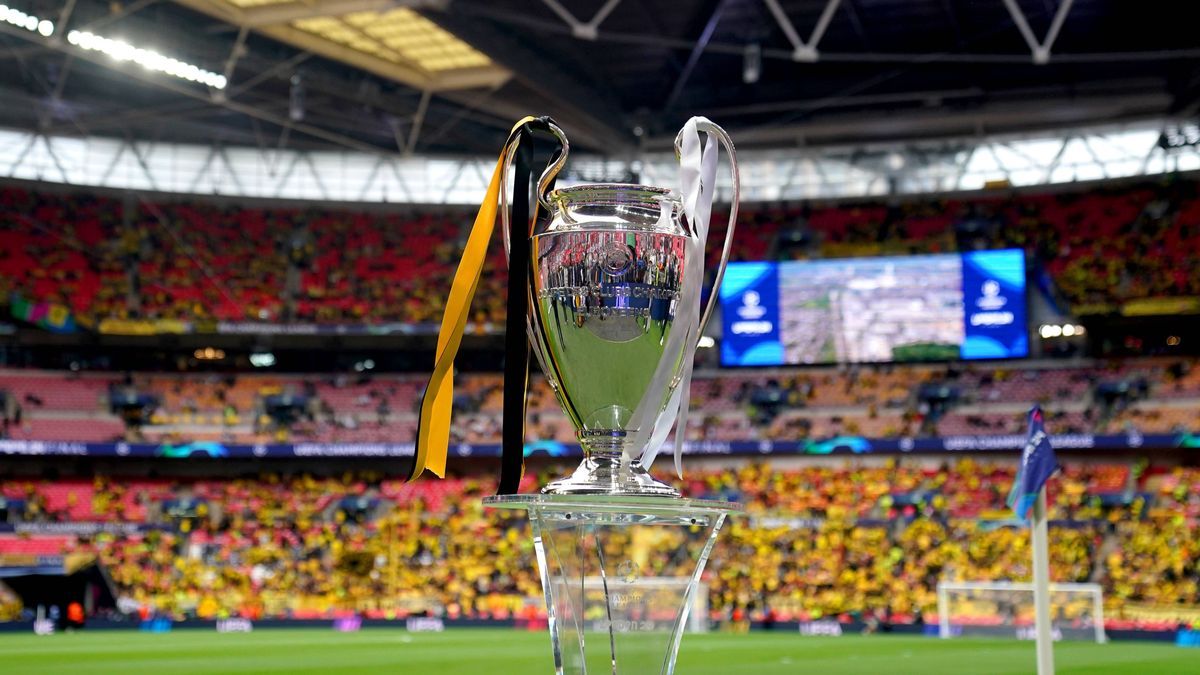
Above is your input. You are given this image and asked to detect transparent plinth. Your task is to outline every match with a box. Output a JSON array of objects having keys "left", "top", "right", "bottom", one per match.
[{"left": 485, "top": 494, "right": 742, "bottom": 675}]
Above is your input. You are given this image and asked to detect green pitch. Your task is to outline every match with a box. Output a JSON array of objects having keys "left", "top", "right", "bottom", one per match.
[{"left": 0, "top": 628, "right": 1194, "bottom": 674}]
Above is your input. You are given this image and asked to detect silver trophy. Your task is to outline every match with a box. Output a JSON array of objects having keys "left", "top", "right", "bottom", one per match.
[
  {"left": 486, "top": 117, "right": 743, "bottom": 674},
  {"left": 503, "top": 118, "right": 740, "bottom": 496}
]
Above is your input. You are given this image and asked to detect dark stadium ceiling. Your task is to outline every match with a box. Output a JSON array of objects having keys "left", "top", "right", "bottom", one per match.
[{"left": 1, "top": 0, "right": 1200, "bottom": 157}]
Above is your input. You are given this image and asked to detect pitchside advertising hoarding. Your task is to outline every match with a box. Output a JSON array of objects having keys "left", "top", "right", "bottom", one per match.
[
  {"left": 0, "top": 430, "right": 1195, "bottom": 460},
  {"left": 720, "top": 249, "right": 1028, "bottom": 366}
]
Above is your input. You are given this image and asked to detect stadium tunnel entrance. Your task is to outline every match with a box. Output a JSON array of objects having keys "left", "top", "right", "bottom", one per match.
[{"left": 1, "top": 558, "right": 116, "bottom": 627}]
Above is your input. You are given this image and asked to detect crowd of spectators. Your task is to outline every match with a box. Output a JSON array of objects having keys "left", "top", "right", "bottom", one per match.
[
  {"left": 0, "top": 186, "right": 472, "bottom": 325},
  {"left": 755, "top": 176, "right": 1200, "bottom": 311},
  {"left": 5, "top": 175, "right": 1200, "bottom": 327},
  {"left": 0, "top": 187, "right": 130, "bottom": 321},
  {"left": 0, "top": 460, "right": 1196, "bottom": 628}
]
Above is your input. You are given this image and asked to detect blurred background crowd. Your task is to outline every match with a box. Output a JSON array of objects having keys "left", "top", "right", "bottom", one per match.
[
  {"left": 1, "top": 178, "right": 1198, "bottom": 635},
  {"left": 1, "top": 461, "right": 1196, "bottom": 629},
  {"left": 3, "top": 176, "right": 1199, "bottom": 326}
]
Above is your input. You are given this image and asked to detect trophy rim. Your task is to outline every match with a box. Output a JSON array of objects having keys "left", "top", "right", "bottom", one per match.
[
  {"left": 542, "top": 183, "right": 687, "bottom": 237},
  {"left": 549, "top": 182, "right": 681, "bottom": 205}
]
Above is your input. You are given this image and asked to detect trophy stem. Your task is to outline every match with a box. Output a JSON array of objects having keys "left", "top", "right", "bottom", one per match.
[{"left": 543, "top": 448, "right": 680, "bottom": 497}]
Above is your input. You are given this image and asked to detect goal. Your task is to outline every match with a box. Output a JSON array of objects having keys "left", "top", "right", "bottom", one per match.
[{"left": 937, "top": 580, "right": 1107, "bottom": 643}]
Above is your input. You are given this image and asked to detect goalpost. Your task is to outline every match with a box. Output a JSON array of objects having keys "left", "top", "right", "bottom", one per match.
[{"left": 937, "top": 580, "right": 1107, "bottom": 644}]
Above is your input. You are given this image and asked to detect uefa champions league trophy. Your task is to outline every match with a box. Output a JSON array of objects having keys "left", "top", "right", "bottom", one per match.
[{"left": 483, "top": 117, "right": 743, "bottom": 674}]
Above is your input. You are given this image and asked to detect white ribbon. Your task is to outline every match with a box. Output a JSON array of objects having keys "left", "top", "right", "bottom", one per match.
[{"left": 629, "top": 117, "right": 719, "bottom": 477}]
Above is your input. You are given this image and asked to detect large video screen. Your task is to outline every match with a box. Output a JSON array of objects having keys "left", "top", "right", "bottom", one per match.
[{"left": 720, "top": 249, "right": 1027, "bottom": 366}]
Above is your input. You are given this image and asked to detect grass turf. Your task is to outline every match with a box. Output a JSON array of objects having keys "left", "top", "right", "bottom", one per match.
[{"left": 0, "top": 628, "right": 1195, "bottom": 674}]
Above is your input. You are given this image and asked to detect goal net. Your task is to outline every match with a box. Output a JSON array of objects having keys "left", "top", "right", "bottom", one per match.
[{"left": 937, "top": 581, "right": 1107, "bottom": 643}]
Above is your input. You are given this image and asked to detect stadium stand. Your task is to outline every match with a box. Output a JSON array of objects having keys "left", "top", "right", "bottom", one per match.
[
  {"left": 1, "top": 462, "right": 1196, "bottom": 628},
  {"left": 2, "top": 358, "right": 1196, "bottom": 444},
  {"left": 2, "top": 156, "right": 1198, "bottom": 644},
  {"left": 2, "top": 179, "right": 1198, "bottom": 650},
  {"left": 5, "top": 176, "right": 1200, "bottom": 327},
  {"left": 0, "top": 188, "right": 130, "bottom": 321}
]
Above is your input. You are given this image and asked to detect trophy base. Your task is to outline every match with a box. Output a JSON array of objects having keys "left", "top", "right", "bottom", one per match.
[
  {"left": 542, "top": 452, "right": 680, "bottom": 497},
  {"left": 483, "top": 494, "right": 742, "bottom": 675}
]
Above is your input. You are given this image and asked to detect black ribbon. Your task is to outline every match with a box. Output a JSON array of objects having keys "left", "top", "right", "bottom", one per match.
[{"left": 499, "top": 118, "right": 560, "bottom": 495}]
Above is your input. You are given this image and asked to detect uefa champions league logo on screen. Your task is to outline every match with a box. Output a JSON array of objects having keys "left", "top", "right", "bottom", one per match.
[
  {"left": 731, "top": 289, "right": 773, "bottom": 336},
  {"left": 737, "top": 290, "right": 766, "bottom": 319},
  {"left": 976, "top": 279, "right": 1008, "bottom": 310},
  {"left": 969, "top": 278, "right": 1015, "bottom": 327}
]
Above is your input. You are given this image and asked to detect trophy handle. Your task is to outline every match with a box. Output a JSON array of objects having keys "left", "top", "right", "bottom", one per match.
[
  {"left": 673, "top": 120, "right": 740, "bottom": 336},
  {"left": 495, "top": 120, "right": 572, "bottom": 419},
  {"left": 500, "top": 121, "right": 570, "bottom": 264},
  {"left": 537, "top": 122, "right": 570, "bottom": 210}
]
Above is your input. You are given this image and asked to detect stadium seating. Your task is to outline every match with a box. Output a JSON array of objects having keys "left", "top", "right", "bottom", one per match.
[
  {"left": 0, "top": 536, "right": 74, "bottom": 556},
  {"left": 0, "top": 187, "right": 129, "bottom": 321},
  {"left": 3, "top": 357, "right": 1197, "bottom": 445},
  {"left": 1, "top": 461, "right": 1196, "bottom": 626},
  {"left": 5, "top": 175, "right": 1199, "bottom": 631},
  {"left": 5, "top": 177, "right": 1200, "bottom": 326}
]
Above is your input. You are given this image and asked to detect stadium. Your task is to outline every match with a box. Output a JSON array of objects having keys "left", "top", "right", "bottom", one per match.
[{"left": 1, "top": 0, "right": 1199, "bottom": 672}]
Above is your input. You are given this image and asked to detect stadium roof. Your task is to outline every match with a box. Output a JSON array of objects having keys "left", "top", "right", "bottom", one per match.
[{"left": 0, "top": 0, "right": 1199, "bottom": 157}]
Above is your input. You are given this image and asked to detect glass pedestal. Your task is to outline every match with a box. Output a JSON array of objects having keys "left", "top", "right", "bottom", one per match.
[{"left": 485, "top": 494, "right": 742, "bottom": 674}]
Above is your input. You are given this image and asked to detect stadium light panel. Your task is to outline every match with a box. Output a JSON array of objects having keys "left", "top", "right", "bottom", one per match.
[
  {"left": 0, "top": 5, "right": 53, "bottom": 36},
  {"left": 66, "top": 29, "right": 227, "bottom": 90},
  {"left": 294, "top": 8, "right": 491, "bottom": 74}
]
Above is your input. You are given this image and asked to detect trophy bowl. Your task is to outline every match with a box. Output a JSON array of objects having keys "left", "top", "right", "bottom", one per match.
[{"left": 530, "top": 184, "right": 689, "bottom": 497}]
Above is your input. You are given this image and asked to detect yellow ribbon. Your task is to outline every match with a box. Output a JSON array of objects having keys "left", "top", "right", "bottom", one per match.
[{"left": 411, "top": 116, "right": 538, "bottom": 481}]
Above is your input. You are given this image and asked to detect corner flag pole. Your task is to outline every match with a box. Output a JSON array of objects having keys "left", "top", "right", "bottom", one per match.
[
  {"left": 1009, "top": 405, "right": 1058, "bottom": 675},
  {"left": 1031, "top": 486, "right": 1055, "bottom": 675}
]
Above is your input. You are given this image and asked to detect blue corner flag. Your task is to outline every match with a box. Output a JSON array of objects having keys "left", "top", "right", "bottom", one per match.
[{"left": 1007, "top": 406, "right": 1059, "bottom": 520}]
